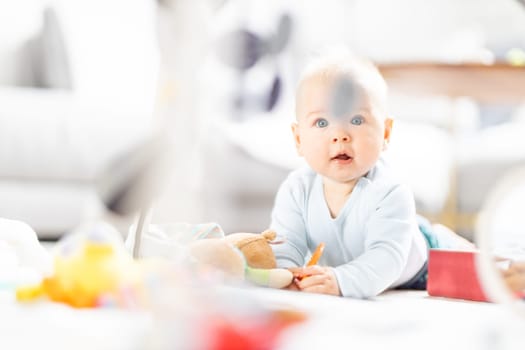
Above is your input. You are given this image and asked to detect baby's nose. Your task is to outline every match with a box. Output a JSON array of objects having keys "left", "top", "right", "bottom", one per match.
[{"left": 332, "top": 135, "right": 350, "bottom": 143}]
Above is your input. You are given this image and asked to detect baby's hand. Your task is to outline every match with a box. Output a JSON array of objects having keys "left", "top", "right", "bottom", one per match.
[
  {"left": 279, "top": 267, "right": 300, "bottom": 290},
  {"left": 289, "top": 266, "right": 341, "bottom": 296},
  {"left": 282, "top": 279, "right": 300, "bottom": 291}
]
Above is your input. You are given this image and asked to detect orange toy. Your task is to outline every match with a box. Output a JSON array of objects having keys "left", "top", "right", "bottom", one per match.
[
  {"left": 306, "top": 243, "right": 325, "bottom": 267},
  {"left": 296, "top": 243, "right": 325, "bottom": 281}
]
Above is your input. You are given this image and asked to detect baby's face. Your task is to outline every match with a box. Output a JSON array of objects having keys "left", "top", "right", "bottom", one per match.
[{"left": 293, "top": 75, "right": 392, "bottom": 185}]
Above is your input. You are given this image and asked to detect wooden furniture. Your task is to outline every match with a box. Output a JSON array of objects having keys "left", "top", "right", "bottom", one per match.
[{"left": 378, "top": 62, "right": 525, "bottom": 104}]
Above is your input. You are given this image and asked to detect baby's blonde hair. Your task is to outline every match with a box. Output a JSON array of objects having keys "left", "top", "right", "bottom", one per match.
[{"left": 296, "top": 46, "right": 388, "bottom": 117}]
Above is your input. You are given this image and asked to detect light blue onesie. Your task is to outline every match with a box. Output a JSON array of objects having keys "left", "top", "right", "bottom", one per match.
[{"left": 270, "top": 158, "right": 428, "bottom": 298}]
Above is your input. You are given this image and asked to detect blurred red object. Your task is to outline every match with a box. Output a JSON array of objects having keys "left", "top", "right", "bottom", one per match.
[
  {"left": 206, "top": 309, "right": 307, "bottom": 350},
  {"left": 427, "top": 249, "right": 489, "bottom": 302}
]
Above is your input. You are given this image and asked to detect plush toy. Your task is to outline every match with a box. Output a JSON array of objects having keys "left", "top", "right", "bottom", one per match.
[
  {"left": 224, "top": 229, "right": 279, "bottom": 269},
  {"left": 123, "top": 223, "right": 293, "bottom": 289},
  {"left": 189, "top": 229, "right": 292, "bottom": 289}
]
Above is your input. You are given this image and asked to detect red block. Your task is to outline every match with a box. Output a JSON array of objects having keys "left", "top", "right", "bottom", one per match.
[{"left": 427, "top": 249, "right": 489, "bottom": 302}]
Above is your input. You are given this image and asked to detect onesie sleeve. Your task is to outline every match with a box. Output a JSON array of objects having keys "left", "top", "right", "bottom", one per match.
[
  {"left": 334, "top": 183, "right": 418, "bottom": 298},
  {"left": 270, "top": 175, "right": 309, "bottom": 268}
]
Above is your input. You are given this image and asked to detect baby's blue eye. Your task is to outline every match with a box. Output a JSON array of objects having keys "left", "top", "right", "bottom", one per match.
[
  {"left": 315, "top": 118, "right": 329, "bottom": 128},
  {"left": 350, "top": 115, "right": 364, "bottom": 126}
]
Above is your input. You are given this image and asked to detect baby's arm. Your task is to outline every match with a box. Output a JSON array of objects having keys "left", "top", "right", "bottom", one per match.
[
  {"left": 270, "top": 177, "right": 309, "bottom": 269},
  {"left": 334, "top": 184, "right": 419, "bottom": 298}
]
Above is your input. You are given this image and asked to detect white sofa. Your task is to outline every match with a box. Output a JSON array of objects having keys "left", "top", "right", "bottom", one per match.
[{"left": 0, "top": 0, "right": 159, "bottom": 238}]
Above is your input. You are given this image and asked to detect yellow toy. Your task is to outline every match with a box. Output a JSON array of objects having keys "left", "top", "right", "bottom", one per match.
[{"left": 16, "top": 223, "right": 140, "bottom": 308}]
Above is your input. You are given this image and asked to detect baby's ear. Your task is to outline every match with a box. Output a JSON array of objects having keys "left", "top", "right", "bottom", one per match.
[
  {"left": 384, "top": 118, "right": 393, "bottom": 141},
  {"left": 382, "top": 118, "right": 393, "bottom": 151},
  {"left": 291, "top": 122, "right": 303, "bottom": 156}
]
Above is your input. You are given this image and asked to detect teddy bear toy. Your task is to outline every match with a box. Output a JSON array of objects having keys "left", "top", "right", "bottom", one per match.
[
  {"left": 224, "top": 229, "right": 280, "bottom": 269},
  {"left": 188, "top": 229, "right": 292, "bottom": 288}
]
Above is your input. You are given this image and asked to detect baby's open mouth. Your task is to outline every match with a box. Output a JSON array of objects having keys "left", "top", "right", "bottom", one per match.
[{"left": 332, "top": 153, "right": 352, "bottom": 161}]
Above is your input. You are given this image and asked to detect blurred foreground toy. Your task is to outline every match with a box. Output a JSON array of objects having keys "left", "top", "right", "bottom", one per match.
[
  {"left": 427, "top": 249, "right": 489, "bottom": 302},
  {"left": 427, "top": 249, "right": 525, "bottom": 302},
  {"left": 203, "top": 306, "right": 307, "bottom": 350},
  {"left": 16, "top": 223, "right": 143, "bottom": 308}
]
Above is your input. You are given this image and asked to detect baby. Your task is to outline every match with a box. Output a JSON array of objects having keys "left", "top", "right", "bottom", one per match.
[{"left": 270, "top": 49, "right": 472, "bottom": 298}]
